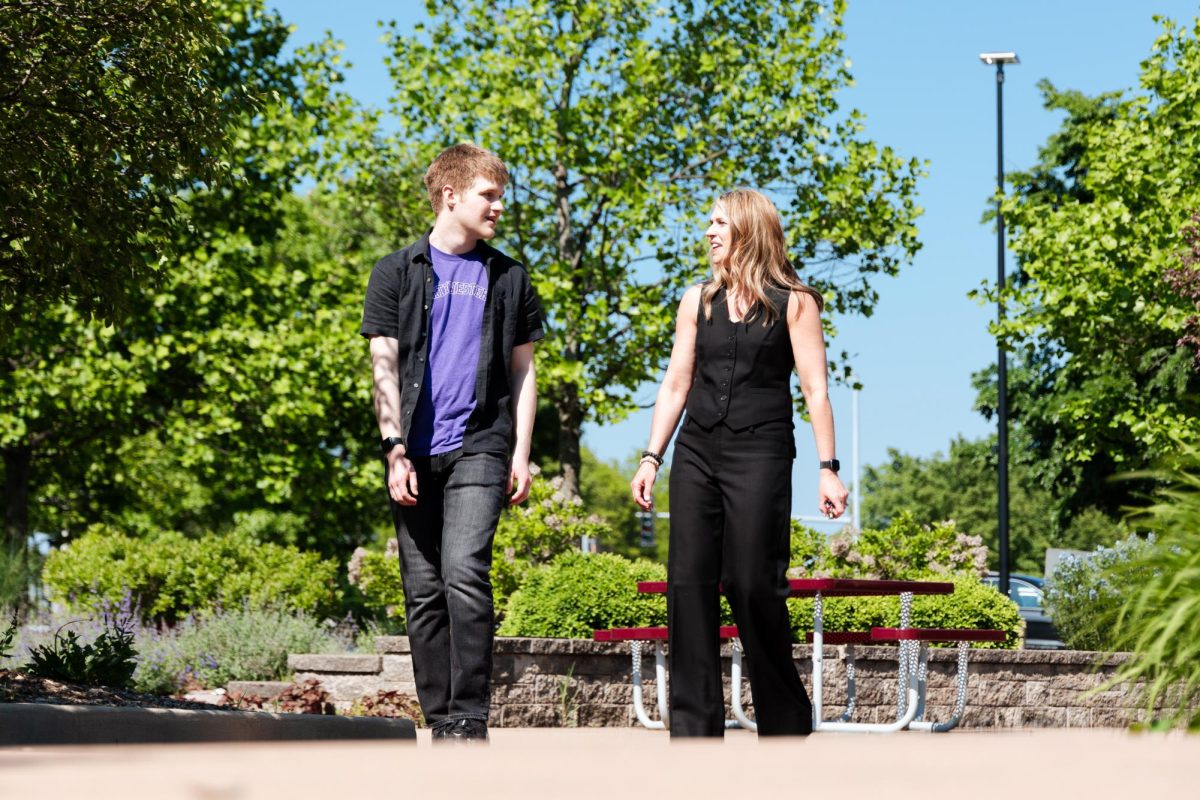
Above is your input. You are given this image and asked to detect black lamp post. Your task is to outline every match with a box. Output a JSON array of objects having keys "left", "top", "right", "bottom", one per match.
[{"left": 979, "top": 51, "right": 1018, "bottom": 598}]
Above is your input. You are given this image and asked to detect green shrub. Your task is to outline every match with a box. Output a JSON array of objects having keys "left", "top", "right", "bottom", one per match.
[
  {"left": 785, "top": 513, "right": 1018, "bottom": 647},
  {"left": 346, "top": 541, "right": 406, "bottom": 633},
  {"left": 346, "top": 468, "right": 614, "bottom": 631},
  {"left": 0, "top": 613, "right": 14, "bottom": 660},
  {"left": 492, "top": 468, "right": 611, "bottom": 613},
  {"left": 801, "top": 512, "right": 988, "bottom": 580},
  {"left": 498, "top": 551, "right": 668, "bottom": 638},
  {"left": 42, "top": 527, "right": 340, "bottom": 624},
  {"left": 1044, "top": 534, "right": 1153, "bottom": 652},
  {"left": 786, "top": 575, "right": 1022, "bottom": 648},
  {"left": 131, "top": 607, "right": 345, "bottom": 694},
  {"left": 24, "top": 616, "right": 138, "bottom": 688},
  {"left": 1101, "top": 443, "right": 1200, "bottom": 729}
]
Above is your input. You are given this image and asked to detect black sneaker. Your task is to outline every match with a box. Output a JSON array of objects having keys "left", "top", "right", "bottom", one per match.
[
  {"left": 430, "top": 721, "right": 456, "bottom": 742},
  {"left": 441, "top": 718, "right": 488, "bottom": 743}
]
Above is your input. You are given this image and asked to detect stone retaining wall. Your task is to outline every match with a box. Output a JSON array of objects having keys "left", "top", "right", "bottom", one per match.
[{"left": 286, "top": 637, "right": 1149, "bottom": 729}]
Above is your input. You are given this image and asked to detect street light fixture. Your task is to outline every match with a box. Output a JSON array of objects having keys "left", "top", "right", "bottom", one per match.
[{"left": 980, "top": 50, "right": 1018, "bottom": 599}]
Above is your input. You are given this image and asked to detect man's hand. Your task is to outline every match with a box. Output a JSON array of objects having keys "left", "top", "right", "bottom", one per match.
[
  {"left": 387, "top": 449, "right": 419, "bottom": 506},
  {"left": 508, "top": 456, "right": 532, "bottom": 505}
]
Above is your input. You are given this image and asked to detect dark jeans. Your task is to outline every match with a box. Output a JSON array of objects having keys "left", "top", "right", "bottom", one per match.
[
  {"left": 667, "top": 416, "right": 813, "bottom": 737},
  {"left": 387, "top": 449, "right": 508, "bottom": 728}
]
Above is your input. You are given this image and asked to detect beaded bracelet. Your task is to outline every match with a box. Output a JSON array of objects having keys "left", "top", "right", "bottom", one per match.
[{"left": 641, "top": 450, "right": 664, "bottom": 468}]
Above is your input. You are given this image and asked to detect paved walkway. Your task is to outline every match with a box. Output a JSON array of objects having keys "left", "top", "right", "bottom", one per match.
[{"left": 1, "top": 727, "right": 1195, "bottom": 798}]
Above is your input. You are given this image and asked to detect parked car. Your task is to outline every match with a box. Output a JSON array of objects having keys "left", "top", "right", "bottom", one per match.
[{"left": 982, "top": 572, "right": 1065, "bottom": 649}]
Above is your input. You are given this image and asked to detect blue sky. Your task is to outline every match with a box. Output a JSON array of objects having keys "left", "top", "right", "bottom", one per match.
[{"left": 273, "top": 0, "right": 1200, "bottom": 521}]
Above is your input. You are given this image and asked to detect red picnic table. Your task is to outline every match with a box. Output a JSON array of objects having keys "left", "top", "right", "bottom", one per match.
[{"left": 615, "top": 578, "right": 1000, "bottom": 733}]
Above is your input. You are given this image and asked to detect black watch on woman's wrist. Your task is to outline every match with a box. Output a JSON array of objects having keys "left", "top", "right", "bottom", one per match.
[{"left": 819, "top": 459, "right": 840, "bottom": 473}]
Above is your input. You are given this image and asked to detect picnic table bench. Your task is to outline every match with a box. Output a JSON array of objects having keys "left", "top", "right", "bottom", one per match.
[{"left": 593, "top": 578, "right": 1005, "bottom": 733}]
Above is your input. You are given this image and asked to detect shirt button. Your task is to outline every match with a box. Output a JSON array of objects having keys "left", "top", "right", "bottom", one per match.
[
  {"left": 719, "top": 395, "right": 727, "bottom": 401},
  {"left": 424, "top": 304, "right": 429, "bottom": 310},
  {"left": 720, "top": 381, "right": 727, "bottom": 387},
  {"left": 412, "top": 383, "right": 419, "bottom": 388}
]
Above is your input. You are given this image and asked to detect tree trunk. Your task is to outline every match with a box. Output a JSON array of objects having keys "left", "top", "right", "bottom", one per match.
[
  {"left": 555, "top": 389, "right": 583, "bottom": 499},
  {"left": 3, "top": 445, "right": 32, "bottom": 554}
]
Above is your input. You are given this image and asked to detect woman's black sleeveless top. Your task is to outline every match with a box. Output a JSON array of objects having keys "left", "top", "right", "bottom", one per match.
[{"left": 685, "top": 285, "right": 795, "bottom": 430}]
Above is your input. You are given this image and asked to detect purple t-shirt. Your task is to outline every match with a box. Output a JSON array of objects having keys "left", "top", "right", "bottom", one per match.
[{"left": 406, "top": 246, "right": 489, "bottom": 455}]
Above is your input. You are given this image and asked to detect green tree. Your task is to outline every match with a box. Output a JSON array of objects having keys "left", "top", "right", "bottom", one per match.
[
  {"left": 0, "top": 1, "right": 415, "bottom": 557},
  {"left": 976, "top": 17, "right": 1200, "bottom": 516},
  {"left": 385, "top": 0, "right": 923, "bottom": 496},
  {"left": 861, "top": 437, "right": 1124, "bottom": 575},
  {"left": 0, "top": 0, "right": 240, "bottom": 325}
]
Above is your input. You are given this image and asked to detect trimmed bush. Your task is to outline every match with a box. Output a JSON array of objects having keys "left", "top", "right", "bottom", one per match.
[
  {"left": 787, "top": 574, "right": 1022, "bottom": 648},
  {"left": 42, "top": 526, "right": 340, "bottom": 624},
  {"left": 498, "top": 552, "right": 668, "bottom": 638}
]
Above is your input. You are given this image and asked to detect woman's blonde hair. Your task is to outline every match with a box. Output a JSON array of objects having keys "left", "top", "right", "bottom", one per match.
[{"left": 701, "top": 188, "right": 824, "bottom": 325}]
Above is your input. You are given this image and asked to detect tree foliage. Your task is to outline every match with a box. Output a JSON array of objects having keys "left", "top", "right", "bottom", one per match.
[
  {"left": 862, "top": 437, "right": 1125, "bottom": 574},
  {"left": 384, "top": 0, "right": 924, "bottom": 494},
  {"left": 0, "top": 0, "right": 241, "bottom": 324},
  {"left": 0, "top": 1, "right": 418, "bottom": 558},
  {"left": 975, "top": 17, "right": 1200, "bottom": 513}
]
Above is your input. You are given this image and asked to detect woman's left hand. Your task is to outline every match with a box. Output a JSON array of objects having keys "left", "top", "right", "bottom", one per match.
[{"left": 819, "top": 471, "right": 850, "bottom": 519}]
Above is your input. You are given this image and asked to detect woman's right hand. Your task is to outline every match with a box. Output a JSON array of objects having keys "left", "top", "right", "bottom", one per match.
[{"left": 630, "top": 461, "right": 658, "bottom": 510}]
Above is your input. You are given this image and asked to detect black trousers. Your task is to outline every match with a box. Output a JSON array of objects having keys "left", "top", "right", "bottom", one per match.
[{"left": 667, "top": 416, "right": 813, "bottom": 737}]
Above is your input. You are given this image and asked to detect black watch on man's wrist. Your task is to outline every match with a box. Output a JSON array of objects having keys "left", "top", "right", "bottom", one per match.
[
  {"left": 380, "top": 436, "right": 406, "bottom": 455},
  {"left": 819, "top": 459, "right": 840, "bottom": 473}
]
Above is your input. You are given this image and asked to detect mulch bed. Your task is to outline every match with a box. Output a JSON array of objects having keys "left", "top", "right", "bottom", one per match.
[{"left": 0, "top": 669, "right": 222, "bottom": 711}]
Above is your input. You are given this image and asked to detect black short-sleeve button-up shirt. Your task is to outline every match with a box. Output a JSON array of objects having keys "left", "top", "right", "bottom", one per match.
[{"left": 360, "top": 233, "right": 545, "bottom": 456}]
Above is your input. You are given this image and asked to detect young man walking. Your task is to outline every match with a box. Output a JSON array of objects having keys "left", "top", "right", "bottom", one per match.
[{"left": 360, "top": 143, "right": 543, "bottom": 742}]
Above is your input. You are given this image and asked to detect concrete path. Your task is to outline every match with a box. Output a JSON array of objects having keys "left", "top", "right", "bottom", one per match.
[{"left": 1, "top": 727, "right": 1195, "bottom": 799}]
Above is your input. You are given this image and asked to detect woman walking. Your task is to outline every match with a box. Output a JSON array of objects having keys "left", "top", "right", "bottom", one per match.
[{"left": 631, "top": 188, "right": 848, "bottom": 737}]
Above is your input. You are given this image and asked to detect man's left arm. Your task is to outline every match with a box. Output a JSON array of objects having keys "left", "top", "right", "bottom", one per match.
[{"left": 508, "top": 342, "right": 536, "bottom": 505}]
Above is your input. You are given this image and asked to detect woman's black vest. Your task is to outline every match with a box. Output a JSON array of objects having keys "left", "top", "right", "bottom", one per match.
[{"left": 685, "top": 285, "right": 796, "bottom": 430}]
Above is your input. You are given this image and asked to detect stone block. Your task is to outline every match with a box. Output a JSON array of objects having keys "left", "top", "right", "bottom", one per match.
[
  {"left": 1091, "top": 704, "right": 1139, "bottom": 728},
  {"left": 226, "top": 681, "right": 291, "bottom": 700},
  {"left": 601, "top": 682, "right": 632, "bottom": 704},
  {"left": 379, "top": 655, "right": 414, "bottom": 682},
  {"left": 994, "top": 706, "right": 1023, "bottom": 728},
  {"left": 374, "top": 636, "right": 411, "bottom": 654},
  {"left": 1065, "top": 707, "right": 1092, "bottom": 727},
  {"left": 508, "top": 654, "right": 542, "bottom": 683},
  {"left": 577, "top": 704, "right": 633, "bottom": 728},
  {"left": 1020, "top": 706, "right": 1068, "bottom": 728},
  {"left": 498, "top": 704, "right": 562, "bottom": 728},
  {"left": 287, "top": 654, "right": 381, "bottom": 674},
  {"left": 525, "top": 638, "right": 576, "bottom": 655},
  {"left": 493, "top": 637, "right": 535, "bottom": 654},
  {"left": 973, "top": 680, "right": 1023, "bottom": 707},
  {"left": 290, "top": 673, "right": 392, "bottom": 703},
  {"left": 960, "top": 706, "right": 997, "bottom": 728}
]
